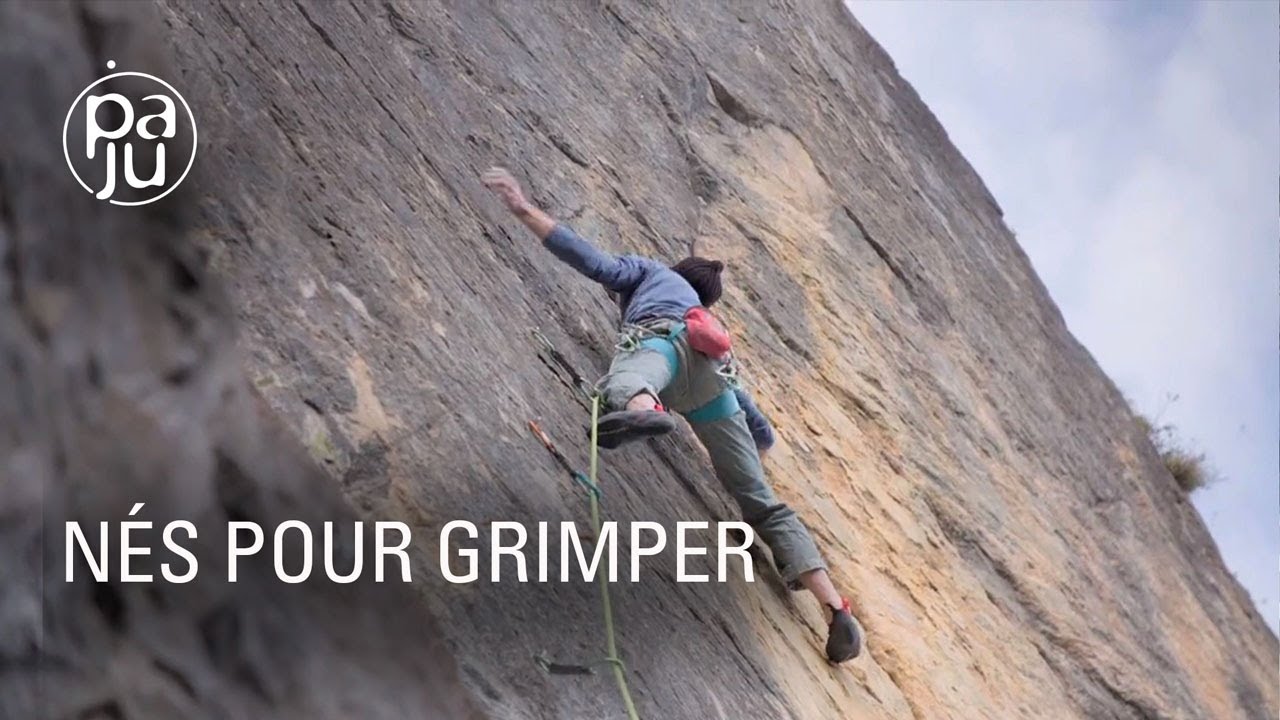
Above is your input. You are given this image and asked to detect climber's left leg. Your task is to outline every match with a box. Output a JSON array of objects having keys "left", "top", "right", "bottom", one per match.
[{"left": 689, "top": 410, "right": 863, "bottom": 662}]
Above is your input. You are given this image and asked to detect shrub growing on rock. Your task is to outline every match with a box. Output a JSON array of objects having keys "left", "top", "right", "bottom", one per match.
[{"left": 1134, "top": 411, "right": 1214, "bottom": 493}]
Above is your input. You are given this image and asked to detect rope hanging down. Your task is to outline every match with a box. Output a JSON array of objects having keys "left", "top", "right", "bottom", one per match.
[
  {"left": 528, "top": 330, "right": 641, "bottom": 720},
  {"left": 588, "top": 394, "right": 639, "bottom": 720}
]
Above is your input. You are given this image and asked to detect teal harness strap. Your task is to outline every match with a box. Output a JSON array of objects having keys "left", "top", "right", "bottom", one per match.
[
  {"left": 635, "top": 321, "right": 686, "bottom": 378},
  {"left": 638, "top": 336, "right": 679, "bottom": 377},
  {"left": 683, "top": 388, "right": 741, "bottom": 424}
]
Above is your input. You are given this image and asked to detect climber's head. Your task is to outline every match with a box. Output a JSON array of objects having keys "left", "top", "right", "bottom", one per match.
[{"left": 671, "top": 256, "right": 724, "bottom": 307}]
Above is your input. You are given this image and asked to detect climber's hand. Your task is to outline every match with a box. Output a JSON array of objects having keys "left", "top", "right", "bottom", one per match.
[
  {"left": 482, "top": 166, "right": 559, "bottom": 239},
  {"left": 481, "top": 167, "right": 529, "bottom": 215}
]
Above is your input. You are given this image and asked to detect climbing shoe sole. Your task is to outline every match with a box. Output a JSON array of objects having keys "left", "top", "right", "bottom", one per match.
[{"left": 595, "top": 410, "right": 677, "bottom": 449}]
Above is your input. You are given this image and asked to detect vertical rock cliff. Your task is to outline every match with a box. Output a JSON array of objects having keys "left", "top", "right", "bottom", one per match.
[{"left": 6, "top": 0, "right": 1276, "bottom": 718}]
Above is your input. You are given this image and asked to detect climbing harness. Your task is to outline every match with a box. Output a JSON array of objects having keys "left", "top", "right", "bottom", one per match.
[
  {"left": 613, "top": 321, "right": 686, "bottom": 353},
  {"left": 529, "top": 332, "right": 641, "bottom": 720},
  {"left": 612, "top": 321, "right": 686, "bottom": 383},
  {"left": 612, "top": 321, "right": 744, "bottom": 426},
  {"left": 683, "top": 388, "right": 741, "bottom": 424}
]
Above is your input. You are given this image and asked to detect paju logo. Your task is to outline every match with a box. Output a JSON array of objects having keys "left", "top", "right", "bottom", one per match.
[{"left": 62, "top": 60, "right": 197, "bottom": 206}]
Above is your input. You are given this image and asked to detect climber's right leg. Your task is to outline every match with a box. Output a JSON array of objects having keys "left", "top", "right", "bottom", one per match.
[
  {"left": 690, "top": 411, "right": 827, "bottom": 585},
  {"left": 594, "top": 336, "right": 678, "bottom": 449}
]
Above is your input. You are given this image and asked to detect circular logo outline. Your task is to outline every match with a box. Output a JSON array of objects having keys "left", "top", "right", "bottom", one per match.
[{"left": 62, "top": 70, "right": 198, "bottom": 207}]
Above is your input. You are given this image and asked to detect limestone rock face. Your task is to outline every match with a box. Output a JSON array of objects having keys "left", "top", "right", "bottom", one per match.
[
  {"left": 5, "top": 0, "right": 1276, "bottom": 719},
  {"left": 1, "top": 2, "right": 475, "bottom": 719}
]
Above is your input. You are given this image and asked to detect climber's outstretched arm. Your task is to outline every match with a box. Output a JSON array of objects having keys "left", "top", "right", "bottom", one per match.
[{"left": 482, "top": 166, "right": 646, "bottom": 293}]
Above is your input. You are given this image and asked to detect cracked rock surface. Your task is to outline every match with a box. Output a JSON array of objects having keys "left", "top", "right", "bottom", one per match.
[{"left": 4, "top": 1, "right": 1276, "bottom": 719}]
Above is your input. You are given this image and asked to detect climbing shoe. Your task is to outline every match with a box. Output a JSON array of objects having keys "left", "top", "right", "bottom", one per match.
[
  {"left": 595, "top": 408, "right": 676, "bottom": 449},
  {"left": 825, "top": 598, "right": 863, "bottom": 663}
]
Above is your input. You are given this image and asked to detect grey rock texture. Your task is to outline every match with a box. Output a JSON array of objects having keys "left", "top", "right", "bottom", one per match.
[
  {"left": 4, "top": 0, "right": 1276, "bottom": 718},
  {"left": 1, "top": 2, "right": 475, "bottom": 719}
]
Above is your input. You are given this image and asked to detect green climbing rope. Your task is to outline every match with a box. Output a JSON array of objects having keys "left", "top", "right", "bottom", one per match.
[
  {"left": 530, "top": 328, "right": 640, "bottom": 719},
  {"left": 587, "top": 394, "right": 641, "bottom": 720}
]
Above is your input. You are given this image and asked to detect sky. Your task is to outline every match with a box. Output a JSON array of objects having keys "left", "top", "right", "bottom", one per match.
[{"left": 851, "top": 1, "right": 1279, "bottom": 632}]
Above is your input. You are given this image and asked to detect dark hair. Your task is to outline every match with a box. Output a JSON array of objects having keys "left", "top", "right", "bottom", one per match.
[{"left": 671, "top": 256, "right": 724, "bottom": 306}]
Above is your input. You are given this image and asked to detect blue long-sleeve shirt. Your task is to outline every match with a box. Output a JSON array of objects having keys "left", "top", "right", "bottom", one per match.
[
  {"left": 544, "top": 224, "right": 699, "bottom": 324},
  {"left": 545, "top": 223, "right": 776, "bottom": 451}
]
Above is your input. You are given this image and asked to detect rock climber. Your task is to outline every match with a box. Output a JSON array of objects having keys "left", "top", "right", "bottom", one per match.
[{"left": 482, "top": 167, "right": 863, "bottom": 663}]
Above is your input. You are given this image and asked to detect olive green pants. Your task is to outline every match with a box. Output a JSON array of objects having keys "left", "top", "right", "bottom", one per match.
[{"left": 596, "top": 320, "right": 826, "bottom": 586}]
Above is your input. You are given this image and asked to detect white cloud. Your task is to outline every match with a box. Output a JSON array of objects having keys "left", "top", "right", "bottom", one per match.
[{"left": 853, "top": 0, "right": 1279, "bottom": 630}]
